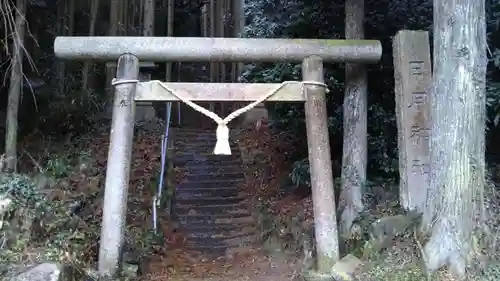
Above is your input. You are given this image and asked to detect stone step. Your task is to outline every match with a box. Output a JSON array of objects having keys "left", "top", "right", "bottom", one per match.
[
  {"left": 174, "top": 140, "right": 239, "bottom": 147},
  {"left": 173, "top": 141, "right": 238, "bottom": 149},
  {"left": 175, "top": 196, "right": 245, "bottom": 205},
  {"left": 173, "top": 127, "right": 241, "bottom": 132},
  {"left": 176, "top": 165, "right": 244, "bottom": 174},
  {"left": 174, "top": 212, "right": 251, "bottom": 223},
  {"left": 185, "top": 232, "right": 258, "bottom": 247},
  {"left": 172, "top": 128, "right": 241, "bottom": 138},
  {"left": 181, "top": 225, "right": 256, "bottom": 238},
  {"left": 173, "top": 154, "right": 241, "bottom": 163},
  {"left": 176, "top": 214, "right": 255, "bottom": 226},
  {"left": 181, "top": 172, "right": 245, "bottom": 182},
  {"left": 184, "top": 243, "right": 257, "bottom": 259},
  {"left": 173, "top": 129, "right": 217, "bottom": 136},
  {"left": 174, "top": 203, "right": 250, "bottom": 216},
  {"left": 174, "top": 138, "right": 219, "bottom": 145},
  {"left": 175, "top": 187, "right": 239, "bottom": 198},
  {"left": 174, "top": 147, "right": 240, "bottom": 155},
  {"left": 173, "top": 158, "right": 242, "bottom": 166},
  {"left": 174, "top": 147, "right": 241, "bottom": 153},
  {"left": 173, "top": 152, "right": 241, "bottom": 162},
  {"left": 169, "top": 128, "right": 255, "bottom": 258},
  {"left": 184, "top": 226, "right": 256, "bottom": 239},
  {"left": 178, "top": 165, "right": 244, "bottom": 175},
  {"left": 183, "top": 240, "right": 256, "bottom": 257},
  {"left": 184, "top": 244, "right": 227, "bottom": 256},
  {"left": 174, "top": 149, "right": 240, "bottom": 156},
  {"left": 173, "top": 130, "right": 239, "bottom": 138},
  {"left": 177, "top": 179, "right": 244, "bottom": 189}
]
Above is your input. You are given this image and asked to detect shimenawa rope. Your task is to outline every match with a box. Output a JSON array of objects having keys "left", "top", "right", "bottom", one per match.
[{"left": 154, "top": 80, "right": 328, "bottom": 155}]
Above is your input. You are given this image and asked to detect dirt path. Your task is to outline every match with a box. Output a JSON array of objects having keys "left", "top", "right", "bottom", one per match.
[{"left": 144, "top": 246, "right": 302, "bottom": 281}]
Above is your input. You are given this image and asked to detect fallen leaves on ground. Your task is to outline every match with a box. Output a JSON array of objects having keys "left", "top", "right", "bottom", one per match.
[
  {"left": 144, "top": 248, "right": 302, "bottom": 281},
  {"left": 19, "top": 119, "right": 311, "bottom": 280},
  {"left": 234, "top": 122, "right": 314, "bottom": 224}
]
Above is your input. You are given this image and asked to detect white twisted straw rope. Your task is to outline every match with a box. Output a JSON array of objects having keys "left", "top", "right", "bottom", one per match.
[{"left": 154, "top": 80, "right": 328, "bottom": 155}]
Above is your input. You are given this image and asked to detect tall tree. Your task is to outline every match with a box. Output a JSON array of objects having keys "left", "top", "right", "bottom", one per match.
[
  {"left": 105, "top": 0, "right": 120, "bottom": 115},
  {"left": 338, "top": 0, "right": 367, "bottom": 238},
  {"left": 422, "top": 0, "right": 486, "bottom": 278},
  {"left": 218, "top": 0, "right": 226, "bottom": 83},
  {"left": 209, "top": 0, "right": 217, "bottom": 83},
  {"left": 208, "top": 0, "right": 216, "bottom": 112},
  {"left": 122, "top": 0, "right": 128, "bottom": 34},
  {"left": 55, "top": 0, "right": 74, "bottom": 96},
  {"left": 166, "top": 0, "right": 174, "bottom": 82},
  {"left": 5, "top": 0, "right": 28, "bottom": 172},
  {"left": 217, "top": 0, "right": 227, "bottom": 114},
  {"left": 233, "top": 0, "right": 245, "bottom": 79},
  {"left": 134, "top": 0, "right": 157, "bottom": 122},
  {"left": 143, "top": 0, "right": 154, "bottom": 38},
  {"left": 81, "top": 0, "right": 99, "bottom": 91}
]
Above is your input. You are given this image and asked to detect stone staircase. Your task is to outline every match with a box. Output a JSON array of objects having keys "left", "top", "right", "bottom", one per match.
[{"left": 171, "top": 128, "right": 257, "bottom": 257}]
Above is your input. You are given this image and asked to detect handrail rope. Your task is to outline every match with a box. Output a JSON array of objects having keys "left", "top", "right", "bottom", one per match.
[
  {"left": 153, "top": 80, "right": 329, "bottom": 155},
  {"left": 153, "top": 102, "right": 172, "bottom": 232},
  {"left": 157, "top": 102, "right": 172, "bottom": 201}
]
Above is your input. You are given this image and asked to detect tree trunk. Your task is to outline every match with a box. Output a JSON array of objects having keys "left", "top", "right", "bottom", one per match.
[
  {"left": 139, "top": 0, "right": 144, "bottom": 29},
  {"left": 64, "top": 0, "right": 75, "bottom": 90},
  {"left": 166, "top": 0, "right": 174, "bottom": 82},
  {"left": 229, "top": 0, "right": 236, "bottom": 82},
  {"left": 55, "top": 0, "right": 67, "bottom": 96},
  {"left": 338, "top": 0, "right": 367, "bottom": 238},
  {"left": 422, "top": 1, "right": 486, "bottom": 278},
  {"left": 217, "top": 0, "right": 226, "bottom": 82},
  {"left": 233, "top": 0, "right": 244, "bottom": 78},
  {"left": 105, "top": 0, "right": 120, "bottom": 115},
  {"left": 202, "top": 2, "right": 208, "bottom": 37},
  {"left": 209, "top": 0, "right": 216, "bottom": 83},
  {"left": 117, "top": 0, "right": 124, "bottom": 35},
  {"left": 5, "top": 0, "right": 27, "bottom": 172},
  {"left": 81, "top": 0, "right": 99, "bottom": 91},
  {"left": 68, "top": 0, "right": 75, "bottom": 36},
  {"left": 208, "top": 0, "right": 216, "bottom": 112},
  {"left": 134, "top": 0, "right": 157, "bottom": 122},
  {"left": 201, "top": 2, "right": 209, "bottom": 84},
  {"left": 122, "top": 0, "right": 128, "bottom": 35},
  {"left": 131, "top": 0, "right": 138, "bottom": 33},
  {"left": 217, "top": 0, "right": 226, "bottom": 114},
  {"left": 167, "top": 0, "right": 179, "bottom": 124}
]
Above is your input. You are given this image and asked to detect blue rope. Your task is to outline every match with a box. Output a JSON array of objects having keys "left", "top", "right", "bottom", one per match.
[{"left": 153, "top": 102, "right": 173, "bottom": 232}]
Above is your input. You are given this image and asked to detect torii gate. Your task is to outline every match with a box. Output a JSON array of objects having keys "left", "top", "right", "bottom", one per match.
[{"left": 53, "top": 36, "right": 382, "bottom": 278}]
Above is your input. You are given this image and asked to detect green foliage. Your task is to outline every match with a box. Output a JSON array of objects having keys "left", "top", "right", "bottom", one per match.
[
  {"left": 0, "top": 172, "right": 95, "bottom": 265},
  {"left": 0, "top": 146, "right": 98, "bottom": 264},
  {"left": 290, "top": 158, "right": 310, "bottom": 188},
  {"left": 0, "top": 173, "right": 49, "bottom": 262},
  {"left": 482, "top": 264, "right": 500, "bottom": 281},
  {"left": 485, "top": 0, "right": 500, "bottom": 131},
  {"left": 366, "top": 104, "right": 398, "bottom": 176},
  {"left": 43, "top": 154, "right": 73, "bottom": 178},
  {"left": 34, "top": 87, "right": 107, "bottom": 135},
  {"left": 487, "top": 48, "right": 500, "bottom": 128},
  {"left": 0, "top": 173, "right": 45, "bottom": 210}
]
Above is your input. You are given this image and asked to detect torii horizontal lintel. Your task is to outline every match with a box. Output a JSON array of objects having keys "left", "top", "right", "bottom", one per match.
[
  {"left": 54, "top": 36, "right": 382, "bottom": 63},
  {"left": 134, "top": 81, "right": 307, "bottom": 102}
]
